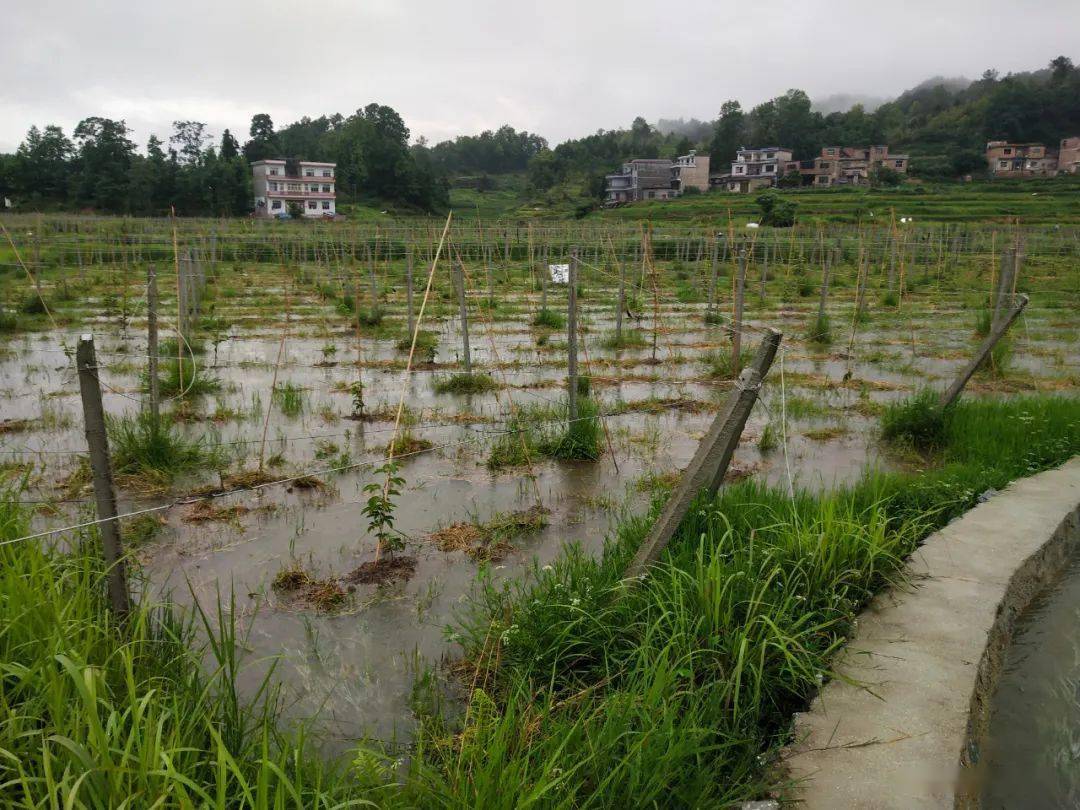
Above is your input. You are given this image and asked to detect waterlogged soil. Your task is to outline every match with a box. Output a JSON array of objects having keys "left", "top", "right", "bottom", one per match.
[{"left": 2, "top": 258, "right": 1078, "bottom": 750}]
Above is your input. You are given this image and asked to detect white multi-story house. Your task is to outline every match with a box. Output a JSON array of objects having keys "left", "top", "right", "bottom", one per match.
[
  {"left": 711, "top": 147, "right": 795, "bottom": 193},
  {"left": 252, "top": 159, "right": 337, "bottom": 218}
]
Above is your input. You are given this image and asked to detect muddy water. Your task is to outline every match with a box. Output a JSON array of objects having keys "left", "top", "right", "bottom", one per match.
[
  {"left": 2, "top": 285, "right": 1077, "bottom": 753},
  {"left": 982, "top": 551, "right": 1080, "bottom": 809}
]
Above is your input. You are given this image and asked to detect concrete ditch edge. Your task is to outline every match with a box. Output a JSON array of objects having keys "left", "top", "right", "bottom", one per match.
[{"left": 781, "top": 456, "right": 1080, "bottom": 809}]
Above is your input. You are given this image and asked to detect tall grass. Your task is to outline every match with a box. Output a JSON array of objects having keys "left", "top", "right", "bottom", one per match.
[
  {"left": 0, "top": 489, "right": 364, "bottom": 808},
  {"left": 108, "top": 410, "right": 225, "bottom": 483},
  {"left": 354, "top": 394, "right": 1080, "bottom": 806}
]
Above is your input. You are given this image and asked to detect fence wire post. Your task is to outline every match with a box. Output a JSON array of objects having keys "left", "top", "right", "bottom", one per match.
[
  {"left": 567, "top": 246, "right": 580, "bottom": 423},
  {"left": 623, "top": 328, "right": 782, "bottom": 582},
  {"left": 76, "top": 334, "right": 131, "bottom": 619}
]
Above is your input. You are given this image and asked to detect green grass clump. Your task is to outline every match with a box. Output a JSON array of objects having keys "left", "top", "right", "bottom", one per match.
[
  {"left": 0, "top": 310, "right": 19, "bottom": 332},
  {"left": 532, "top": 308, "right": 565, "bottom": 329},
  {"left": 0, "top": 488, "right": 360, "bottom": 807},
  {"left": 108, "top": 411, "right": 223, "bottom": 484},
  {"left": 154, "top": 357, "right": 221, "bottom": 397},
  {"left": 881, "top": 290, "right": 899, "bottom": 307},
  {"left": 158, "top": 337, "right": 206, "bottom": 357},
  {"left": 538, "top": 397, "right": 602, "bottom": 461},
  {"left": 805, "top": 312, "right": 832, "bottom": 345},
  {"left": 350, "top": 394, "right": 1079, "bottom": 807},
  {"left": 702, "top": 347, "right": 748, "bottom": 378},
  {"left": 600, "top": 329, "right": 647, "bottom": 350},
  {"left": 273, "top": 381, "right": 305, "bottom": 417},
  {"left": 797, "top": 280, "right": 815, "bottom": 298},
  {"left": 881, "top": 389, "right": 946, "bottom": 450},
  {"left": 974, "top": 308, "right": 992, "bottom": 337},
  {"left": 434, "top": 372, "right": 499, "bottom": 395},
  {"left": 396, "top": 329, "right": 438, "bottom": 361}
]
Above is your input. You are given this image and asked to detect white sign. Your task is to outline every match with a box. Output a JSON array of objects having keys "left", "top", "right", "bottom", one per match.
[{"left": 548, "top": 263, "right": 570, "bottom": 284}]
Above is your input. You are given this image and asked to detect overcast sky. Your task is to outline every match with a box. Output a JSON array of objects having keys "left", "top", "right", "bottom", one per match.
[{"left": 3, "top": 0, "right": 1078, "bottom": 154}]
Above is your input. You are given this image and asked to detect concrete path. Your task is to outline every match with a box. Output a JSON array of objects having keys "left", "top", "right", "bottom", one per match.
[{"left": 783, "top": 457, "right": 1080, "bottom": 809}]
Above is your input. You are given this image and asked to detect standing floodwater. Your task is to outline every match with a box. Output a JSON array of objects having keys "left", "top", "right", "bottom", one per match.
[{"left": 982, "top": 550, "right": 1080, "bottom": 809}]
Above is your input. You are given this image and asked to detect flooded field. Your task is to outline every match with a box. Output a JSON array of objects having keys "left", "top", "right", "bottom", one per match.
[{"left": 2, "top": 217, "right": 1078, "bottom": 749}]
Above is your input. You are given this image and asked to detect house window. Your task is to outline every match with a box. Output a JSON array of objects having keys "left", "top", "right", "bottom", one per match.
[
  {"left": 322, "top": 169, "right": 331, "bottom": 177},
  {"left": 307, "top": 200, "right": 317, "bottom": 209},
  {"left": 322, "top": 184, "right": 331, "bottom": 193},
  {"left": 734, "top": 166, "right": 744, "bottom": 174},
  {"left": 304, "top": 170, "right": 314, "bottom": 177},
  {"left": 998, "top": 160, "right": 1009, "bottom": 169},
  {"left": 271, "top": 200, "right": 282, "bottom": 210},
  {"left": 322, "top": 201, "right": 330, "bottom": 210},
  {"left": 269, "top": 168, "right": 279, "bottom": 175},
  {"left": 765, "top": 164, "right": 774, "bottom": 172},
  {"left": 766, "top": 152, "right": 775, "bottom": 159},
  {"left": 826, "top": 148, "right": 835, "bottom": 156},
  {"left": 894, "top": 160, "right": 904, "bottom": 168},
  {"left": 1003, "top": 148, "right": 1012, "bottom": 155},
  {"left": 820, "top": 162, "right": 830, "bottom": 169}
]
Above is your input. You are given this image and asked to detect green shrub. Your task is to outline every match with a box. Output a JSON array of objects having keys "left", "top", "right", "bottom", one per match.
[
  {"left": 805, "top": 313, "right": 832, "bottom": 345},
  {"left": 434, "top": 372, "right": 499, "bottom": 395},
  {"left": 532, "top": 308, "right": 565, "bottom": 329},
  {"left": 881, "top": 389, "right": 946, "bottom": 450}
]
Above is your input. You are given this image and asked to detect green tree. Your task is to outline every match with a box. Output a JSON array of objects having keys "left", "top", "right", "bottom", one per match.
[
  {"left": 243, "top": 113, "right": 280, "bottom": 162},
  {"left": 72, "top": 117, "right": 135, "bottom": 212},
  {"left": 14, "top": 125, "right": 73, "bottom": 206},
  {"left": 219, "top": 129, "right": 240, "bottom": 161},
  {"left": 709, "top": 101, "right": 746, "bottom": 167}
]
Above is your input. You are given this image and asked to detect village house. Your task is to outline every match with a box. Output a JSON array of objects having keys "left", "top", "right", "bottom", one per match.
[
  {"left": 604, "top": 151, "right": 710, "bottom": 204},
  {"left": 1056, "top": 137, "right": 1080, "bottom": 175},
  {"left": 252, "top": 159, "right": 337, "bottom": 218},
  {"left": 710, "top": 147, "right": 794, "bottom": 193},
  {"left": 985, "top": 141, "right": 1058, "bottom": 177},
  {"left": 808, "top": 145, "right": 909, "bottom": 186}
]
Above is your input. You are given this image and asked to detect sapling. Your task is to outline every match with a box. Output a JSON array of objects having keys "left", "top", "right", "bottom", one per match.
[
  {"left": 363, "top": 461, "right": 405, "bottom": 558},
  {"left": 349, "top": 380, "right": 365, "bottom": 419}
]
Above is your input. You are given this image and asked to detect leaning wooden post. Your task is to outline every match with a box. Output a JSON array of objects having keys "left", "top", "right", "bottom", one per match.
[
  {"left": 453, "top": 260, "right": 472, "bottom": 374},
  {"left": 567, "top": 247, "right": 580, "bottom": 422},
  {"left": 76, "top": 335, "right": 131, "bottom": 618},
  {"left": 939, "top": 294, "right": 1028, "bottom": 410},
  {"left": 146, "top": 266, "right": 160, "bottom": 424},
  {"left": 731, "top": 249, "right": 747, "bottom": 370},
  {"left": 991, "top": 248, "right": 1016, "bottom": 330},
  {"left": 623, "top": 328, "right": 782, "bottom": 581}
]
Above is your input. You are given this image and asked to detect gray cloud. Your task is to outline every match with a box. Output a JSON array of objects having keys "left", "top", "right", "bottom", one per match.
[{"left": 3, "top": 0, "right": 1077, "bottom": 152}]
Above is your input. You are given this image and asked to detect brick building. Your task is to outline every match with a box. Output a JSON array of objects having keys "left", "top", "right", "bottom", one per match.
[
  {"left": 808, "top": 145, "right": 909, "bottom": 186},
  {"left": 985, "top": 142, "right": 1058, "bottom": 177},
  {"left": 604, "top": 151, "right": 710, "bottom": 203}
]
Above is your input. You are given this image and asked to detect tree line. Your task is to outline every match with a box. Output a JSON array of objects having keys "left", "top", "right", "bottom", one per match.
[
  {"left": 0, "top": 103, "right": 451, "bottom": 216},
  {"left": 525, "top": 55, "right": 1080, "bottom": 202}
]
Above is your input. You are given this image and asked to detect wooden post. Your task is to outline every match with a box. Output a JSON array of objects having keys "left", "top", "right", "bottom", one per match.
[
  {"left": 624, "top": 328, "right": 782, "bottom": 581},
  {"left": 405, "top": 245, "right": 416, "bottom": 337},
  {"left": 146, "top": 266, "right": 160, "bottom": 424},
  {"left": 567, "top": 247, "right": 580, "bottom": 422},
  {"left": 939, "top": 295, "right": 1028, "bottom": 409},
  {"left": 817, "top": 249, "right": 832, "bottom": 323},
  {"left": 732, "top": 249, "right": 747, "bottom": 370},
  {"left": 76, "top": 336, "right": 131, "bottom": 618},
  {"left": 759, "top": 242, "right": 768, "bottom": 303},
  {"left": 707, "top": 234, "right": 720, "bottom": 317},
  {"left": 454, "top": 260, "right": 472, "bottom": 374},
  {"left": 616, "top": 256, "right": 626, "bottom": 342}
]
